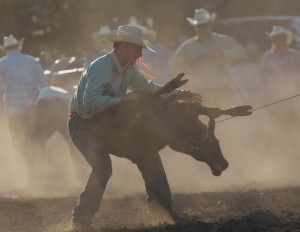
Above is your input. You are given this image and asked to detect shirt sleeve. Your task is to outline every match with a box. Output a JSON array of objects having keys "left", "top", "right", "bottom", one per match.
[
  {"left": 82, "top": 63, "right": 122, "bottom": 113},
  {"left": 34, "top": 60, "right": 49, "bottom": 87}
]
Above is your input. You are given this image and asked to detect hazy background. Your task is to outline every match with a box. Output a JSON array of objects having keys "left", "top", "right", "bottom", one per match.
[
  {"left": 2, "top": 0, "right": 300, "bottom": 56},
  {"left": 0, "top": 0, "right": 300, "bottom": 198}
]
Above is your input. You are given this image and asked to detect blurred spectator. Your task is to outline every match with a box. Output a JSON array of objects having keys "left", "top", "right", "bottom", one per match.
[
  {"left": 260, "top": 26, "right": 300, "bottom": 101},
  {"left": 49, "top": 55, "right": 71, "bottom": 72},
  {"left": 86, "top": 25, "right": 115, "bottom": 63},
  {"left": 0, "top": 35, "right": 48, "bottom": 185},
  {"left": 39, "top": 50, "right": 51, "bottom": 69},
  {"left": 231, "top": 31, "right": 260, "bottom": 63},
  {"left": 127, "top": 16, "right": 171, "bottom": 84},
  {"left": 171, "top": 8, "right": 247, "bottom": 107},
  {"left": 137, "top": 29, "right": 171, "bottom": 85},
  {"left": 49, "top": 52, "right": 86, "bottom": 73}
]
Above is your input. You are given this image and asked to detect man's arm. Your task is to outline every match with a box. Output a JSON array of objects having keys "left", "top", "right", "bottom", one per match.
[
  {"left": 32, "top": 59, "right": 49, "bottom": 87},
  {"left": 83, "top": 64, "right": 122, "bottom": 113}
]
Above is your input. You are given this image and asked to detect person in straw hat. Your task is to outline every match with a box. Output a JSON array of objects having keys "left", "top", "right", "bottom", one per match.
[
  {"left": 171, "top": 8, "right": 247, "bottom": 107},
  {"left": 0, "top": 35, "right": 48, "bottom": 186},
  {"left": 260, "top": 25, "right": 300, "bottom": 101},
  {"left": 87, "top": 25, "right": 115, "bottom": 63},
  {"left": 138, "top": 28, "right": 171, "bottom": 85},
  {"left": 68, "top": 25, "right": 203, "bottom": 231},
  {"left": 259, "top": 25, "right": 300, "bottom": 156}
]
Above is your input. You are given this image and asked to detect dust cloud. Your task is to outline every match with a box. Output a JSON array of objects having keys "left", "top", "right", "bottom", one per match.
[
  {"left": 0, "top": 114, "right": 87, "bottom": 197},
  {"left": 163, "top": 63, "right": 300, "bottom": 193},
  {"left": 0, "top": 64, "right": 299, "bottom": 200}
]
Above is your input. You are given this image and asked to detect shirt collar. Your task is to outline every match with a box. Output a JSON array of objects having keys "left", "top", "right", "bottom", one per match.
[
  {"left": 108, "top": 50, "right": 123, "bottom": 73},
  {"left": 7, "top": 50, "right": 21, "bottom": 56}
]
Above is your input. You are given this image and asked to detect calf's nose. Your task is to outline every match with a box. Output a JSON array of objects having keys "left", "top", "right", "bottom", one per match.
[{"left": 211, "top": 164, "right": 222, "bottom": 176}]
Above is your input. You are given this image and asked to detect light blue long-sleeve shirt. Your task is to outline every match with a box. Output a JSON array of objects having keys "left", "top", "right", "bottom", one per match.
[
  {"left": 70, "top": 50, "right": 173, "bottom": 119},
  {"left": 0, "top": 50, "right": 48, "bottom": 115}
]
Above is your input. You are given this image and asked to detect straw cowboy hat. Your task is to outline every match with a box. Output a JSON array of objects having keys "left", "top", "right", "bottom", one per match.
[
  {"left": 101, "top": 25, "right": 155, "bottom": 53},
  {"left": 186, "top": 8, "right": 217, "bottom": 26},
  {"left": 1, "top": 35, "right": 24, "bottom": 49},
  {"left": 266, "top": 25, "right": 293, "bottom": 45}
]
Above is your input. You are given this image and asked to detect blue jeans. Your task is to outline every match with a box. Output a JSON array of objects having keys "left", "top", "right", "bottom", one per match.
[{"left": 68, "top": 115, "right": 172, "bottom": 225}]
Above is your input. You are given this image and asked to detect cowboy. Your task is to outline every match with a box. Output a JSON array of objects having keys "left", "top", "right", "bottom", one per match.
[
  {"left": 171, "top": 8, "right": 247, "bottom": 107},
  {"left": 0, "top": 35, "right": 48, "bottom": 185},
  {"left": 260, "top": 25, "right": 300, "bottom": 101},
  {"left": 68, "top": 25, "right": 202, "bottom": 231},
  {"left": 259, "top": 25, "right": 300, "bottom": 157}
]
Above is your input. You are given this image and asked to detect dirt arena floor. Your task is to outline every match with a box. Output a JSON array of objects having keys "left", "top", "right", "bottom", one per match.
[{"left": 0, "top": 186, "right": 300, "bottom": 232}]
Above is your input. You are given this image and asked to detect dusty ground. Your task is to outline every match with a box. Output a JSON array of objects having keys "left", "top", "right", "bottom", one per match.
[{"left": 0, "top": 186, "right": 300, "bottom": 232}]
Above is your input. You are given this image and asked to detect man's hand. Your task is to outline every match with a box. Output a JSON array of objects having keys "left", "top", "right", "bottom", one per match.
[{"left": 178, "top": 90, "right": 203, "bottom": 103}]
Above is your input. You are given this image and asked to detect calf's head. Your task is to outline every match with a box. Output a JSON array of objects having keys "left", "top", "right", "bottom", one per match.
[
  {"left": 195, "top": 117, "right": 229, "bottom": 176},
  {"left": 165, "top": 103, "right": 229, "bottom": 176}
]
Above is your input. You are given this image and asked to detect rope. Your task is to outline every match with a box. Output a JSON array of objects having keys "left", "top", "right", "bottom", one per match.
[
  {"left": 137, "top": 58, "right": 157, "bottom": 80},
  {"left": 216, "top": 93, "right": 300, "bottom": 124}
]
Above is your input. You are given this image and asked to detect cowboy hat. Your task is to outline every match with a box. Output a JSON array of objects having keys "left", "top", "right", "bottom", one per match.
[
  {"left": 92, "top": 25, "right": 113, "bottom": 39},
  {"left": 101, "top": 25, "right": 155, "bottom": 53},
  {"left": 186, "top": 8, "right": 217, "bottom": 26},
  {"left": 2, "top": 35, "right": 24, "bottom": 49},
  {"left": 266, "top": 25, "right": 293, "bottom": 45}
]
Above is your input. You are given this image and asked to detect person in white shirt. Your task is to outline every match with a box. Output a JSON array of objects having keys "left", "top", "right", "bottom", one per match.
[{"left": 171, "top": 8, "right": 247, "bottom": 107}]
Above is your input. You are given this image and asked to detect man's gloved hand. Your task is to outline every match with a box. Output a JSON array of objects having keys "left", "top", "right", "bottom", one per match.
[{"left": 178, "top": 90, "right": 203, "bottom": 103}]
